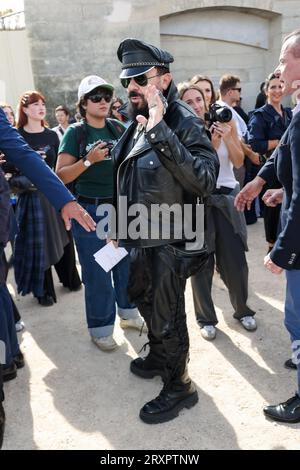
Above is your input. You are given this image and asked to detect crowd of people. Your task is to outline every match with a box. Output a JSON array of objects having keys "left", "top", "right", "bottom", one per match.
[{"left": 1, "top": 28, "right": 300, "bottom": 447}]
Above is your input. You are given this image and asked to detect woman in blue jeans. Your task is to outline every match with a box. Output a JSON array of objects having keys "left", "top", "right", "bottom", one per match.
[
  {"left": 72, "top": 203, "right": 141, "bottom": 344},
  {"left": 56, "top": 75, "right": 144, "bottom": 351}
]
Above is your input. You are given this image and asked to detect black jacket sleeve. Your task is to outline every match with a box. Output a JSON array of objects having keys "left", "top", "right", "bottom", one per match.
[
  {"left": 146, "top": 117, "right": 219, "bottom": 197},
  {"left": 270, "top": 118, "right": 300, "bottom": 269}
]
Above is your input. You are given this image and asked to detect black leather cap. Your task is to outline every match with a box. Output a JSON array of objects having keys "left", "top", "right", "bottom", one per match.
[{"left": 117, "top": 38, "right": 174, "bottom": 78}]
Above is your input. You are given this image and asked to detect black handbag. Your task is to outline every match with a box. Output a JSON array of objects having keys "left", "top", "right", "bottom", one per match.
[{"left": 9, "top": 175, "right": 36, "bottom": 194}]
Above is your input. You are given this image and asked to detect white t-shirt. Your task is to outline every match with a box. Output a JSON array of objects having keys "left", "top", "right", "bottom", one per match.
[
  {"left": 52, "top": 125, "right": 65, "bottom": 142},
  {"left": 214, "top": 99, "right": 245, "bottom": 189},
  {"left": 215, "top": 138, "right": 237, "bottom": 189}
]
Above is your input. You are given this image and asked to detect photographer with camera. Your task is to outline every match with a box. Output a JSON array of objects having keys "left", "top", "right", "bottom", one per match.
[
  {"left": 189, "top": 76, "right": 256, "bottom": 340},
  {"left": 56, "top": 75, "right": 143, "bottom": 351}
]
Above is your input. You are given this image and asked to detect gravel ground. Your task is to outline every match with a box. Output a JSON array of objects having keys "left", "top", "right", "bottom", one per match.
[{"left": 2, "top": 219, "right": 300, "bottom": 450}]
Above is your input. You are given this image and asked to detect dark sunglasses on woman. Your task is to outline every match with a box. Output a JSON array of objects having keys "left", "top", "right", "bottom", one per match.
[
  {"left": 121, "top": 73, "right": 162, "bottom": 89},
  {"left": 87, "top": 92, "right": 112, "bottom": 103}
]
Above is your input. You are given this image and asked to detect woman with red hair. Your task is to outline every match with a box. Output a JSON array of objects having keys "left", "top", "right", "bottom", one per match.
[{"left": 13, "top": 91, "right": 81, "bottom": 306}]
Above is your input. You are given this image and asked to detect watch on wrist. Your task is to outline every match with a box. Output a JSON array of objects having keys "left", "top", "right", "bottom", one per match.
[{"left": 83, "top": 156, "right": 92, "bottom": 167}]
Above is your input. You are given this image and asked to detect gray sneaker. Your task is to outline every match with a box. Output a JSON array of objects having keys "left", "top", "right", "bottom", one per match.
[
  {"left": 15, "top": 320, "right": 25, "bottom": 333},
  {"left": 120, "top": 316, "right": 148, "bottom": 333},
  {"left": 200, "top": 325, "right": 216, "bottom": 341},
  {"left": 240, "top": 316, "right": 257, "bottom": 331},
  {"left": 91, "top": 335, "right": 118, "bottom": 351}
]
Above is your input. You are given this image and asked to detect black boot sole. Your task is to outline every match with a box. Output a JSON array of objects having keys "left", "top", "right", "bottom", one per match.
[
  {"left": 139, "top": 391, "right": 199, "bottom": 424},
  {"left": 284, "top": 359, "right": 297, "bottom": 370},
  {"left": 3, "top": 369, "right": 17, "bottom": 382},
  {"left": 130, "top": 361, "right": 164, "bottom": 379},
  {"left": 263, "top": 411, "right": 300, "bottom": 423}
]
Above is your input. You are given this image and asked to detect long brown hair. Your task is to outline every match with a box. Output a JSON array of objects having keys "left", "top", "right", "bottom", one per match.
[
  {"left": 16, "top": 90, "right": 47, "bottom": 129},
  {"left": 178, "top": 84, "right": 208, "bottom": 113},
  {"left": 190, "top": 75, "right": 216, "bottom": 105},
  {"left": 264, "top": 73, "right": 277, "bottom": 92}
]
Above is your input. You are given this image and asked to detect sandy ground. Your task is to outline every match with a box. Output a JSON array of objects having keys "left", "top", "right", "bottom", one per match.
[{"left": 2, "top": 219, "right": 300, "bottom": 450}]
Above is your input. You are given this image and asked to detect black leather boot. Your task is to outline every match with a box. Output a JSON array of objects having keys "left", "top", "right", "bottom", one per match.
[
  {"left": 130, "top": 342, "right": 165, "bottom": 379},
  {"left": 284, "top": 358, "right": 297, "bottom": 370},
  {"left": 139, "top": 368, "right": 198, "bottom": 424},
  {"left": 0, "top": 402, "right": 5, "bottom": 449},
  {"left": 13, "top": 352, "right": 25, "bottom": 369},
  {"left": 3, "top": 363, "right": 17, "bottom": 382},
  {"left": 130, "top": 303, "right": 166, "bottom": 379}
]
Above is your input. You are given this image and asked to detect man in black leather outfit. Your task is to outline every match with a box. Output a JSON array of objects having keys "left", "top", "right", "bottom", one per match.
[{"left": 112, "top": 38, "right": 219, "bottom": 424}]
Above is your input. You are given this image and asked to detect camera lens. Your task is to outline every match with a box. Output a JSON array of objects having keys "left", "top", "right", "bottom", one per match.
[{"left": 216, "top": 107, "right": 232, "bottom": 123}]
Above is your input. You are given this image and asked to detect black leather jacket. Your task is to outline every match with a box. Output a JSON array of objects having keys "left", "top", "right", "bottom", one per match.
[{"left": 112, "top": 81, "right": 219, "bottom": 248}]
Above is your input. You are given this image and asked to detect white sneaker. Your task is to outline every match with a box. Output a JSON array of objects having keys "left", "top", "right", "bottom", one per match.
[
  {"left": 15, "top": 320, "right": 25, "bottom": 333},
  {"left": 120, "top": 316, "right": 148, "bottom": 333},
  {"left": 200, "top": 325, "right": 216, "bottom": 341},
  {"left": 240, "top": 316, "right": 257, "bottom": 331},
  {"left": 91, "top": 335, "right": 118, "bottom": 351}
]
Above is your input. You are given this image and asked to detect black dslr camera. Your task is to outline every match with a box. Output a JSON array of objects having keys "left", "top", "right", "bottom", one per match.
[
  {"left": 90, "top": 139, "right": 115, "bottom": 159},
  {"left": 205, "top": 103, "right": 232, "bottom": 127},
  {"left": 104, "top": 140, "right": 115, "bottom": 156}
]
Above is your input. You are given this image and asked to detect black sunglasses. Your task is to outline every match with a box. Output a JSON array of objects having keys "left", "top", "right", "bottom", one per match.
[
  {"left": 87, "top": 92, "right": 112, "bottom": 103},
  {"left": 231, "top": 87, "right": 242, "bottom": 93},
  {"left": 121, "top": 73, "right": 162, "bottom": 89}
]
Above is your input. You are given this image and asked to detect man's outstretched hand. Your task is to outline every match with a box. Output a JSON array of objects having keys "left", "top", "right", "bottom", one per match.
[
  {"left": 234, "top": 176, "right": 265, "bottom": 211},
  {"left": 264, "top": 253, "right": 283, "bottom": 274},
  {"left": 61, "top": 201, "right": 96, "bottom": 232},
  {"left": 262, "top": 188, "right": 283, "bottom": 207}
]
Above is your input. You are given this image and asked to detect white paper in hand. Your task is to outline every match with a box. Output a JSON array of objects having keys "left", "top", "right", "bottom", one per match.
[{"left": 93, "top": 241, "right": 128, "bottom": 272}]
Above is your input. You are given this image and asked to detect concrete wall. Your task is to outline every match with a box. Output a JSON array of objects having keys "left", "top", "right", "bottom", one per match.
[
  {"left": 24, "top": 0, "right": 300, "bottom": 119},
  {"left": 0, "top": 29, "right": 34, "bottom": 110},
  {"left": 160, "top": 8, "right": 278, "bottom": 111}
]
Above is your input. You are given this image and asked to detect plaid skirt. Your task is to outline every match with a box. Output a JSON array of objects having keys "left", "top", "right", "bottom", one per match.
[{"left": 14, "top": 192, "right": 45, "bottom": 297}]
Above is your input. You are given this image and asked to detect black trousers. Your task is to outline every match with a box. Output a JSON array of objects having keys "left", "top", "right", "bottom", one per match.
[
  {"left": 191, "top": 207, "right": 255, "bottom": 326},
  {"left": 0, "top": 366, "right": 3, "bottom": 403},
  {"left": 43, "top": 234, "right": 81, "bottom": 301},
  {"left": 54, "top": 232, "right": 81, "bottom": 290},
  {"left": 1, "top": 250, "right": 21, "bottom": 323},
  {"left": 264, "top": 205, "right": 281, "bottom": 245},
  {"left": 128, "top": 246, "right": 190, "bottom": 384}
]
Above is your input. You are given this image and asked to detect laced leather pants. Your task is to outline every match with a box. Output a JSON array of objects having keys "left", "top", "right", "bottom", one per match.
[{"left": 128, "top": 245, "right": 191, "bottom": 389}]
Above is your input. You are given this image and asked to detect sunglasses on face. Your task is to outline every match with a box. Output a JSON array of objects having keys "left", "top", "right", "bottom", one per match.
[
  {"left": 87, "top": 93, "right": 112, "bottom": 103},
  {"left": 121, "top": 73, "right": 162, "bottom": 89},
  {"left": 231, "top": 87, "right": 242, "bottom": 93},
  {"left": 112, "top": 105, "right": 120, "bottom": 111}
]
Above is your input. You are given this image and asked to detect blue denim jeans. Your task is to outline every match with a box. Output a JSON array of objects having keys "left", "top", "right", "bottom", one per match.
[
  {"left": 72, "top": 202, "right": 138, "bottom": 338},
  {"left": 285, "top": 270, "right": 300, "bottom": 395}
]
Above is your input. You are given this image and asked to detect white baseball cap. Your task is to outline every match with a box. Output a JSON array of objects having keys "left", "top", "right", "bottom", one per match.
[{"left": 78, "top": 75, "right": 114, "bottom": 100}]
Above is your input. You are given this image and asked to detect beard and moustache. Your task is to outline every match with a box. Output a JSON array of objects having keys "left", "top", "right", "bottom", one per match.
[{"left": 127, "top": 91, "right": 149, "bottom": 121}]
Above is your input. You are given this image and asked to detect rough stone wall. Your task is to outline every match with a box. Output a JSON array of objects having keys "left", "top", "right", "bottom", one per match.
[
  {"left": 0, "top": 30, "right": 34, "bottom": 109},
  {"left": 24, "top": 0, "right": 300, "bottom": 121}
]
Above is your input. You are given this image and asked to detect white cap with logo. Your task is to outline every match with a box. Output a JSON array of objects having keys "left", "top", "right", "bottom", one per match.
[{"left": 78, "top": 75, "right": 114, "bottom": 100}]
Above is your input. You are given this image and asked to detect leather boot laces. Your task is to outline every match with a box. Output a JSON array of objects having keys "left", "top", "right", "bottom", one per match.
[
  {"left": 139, "top": 321, "right": 146, "bottom": 336},
  {"left": 138, "top": 341, "right": 150, "bottom": 355}
]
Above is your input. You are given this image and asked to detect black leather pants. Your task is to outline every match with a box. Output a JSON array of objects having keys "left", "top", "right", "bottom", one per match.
[{"left": 128, "top": 245, "right": 190, "bottom": 388}]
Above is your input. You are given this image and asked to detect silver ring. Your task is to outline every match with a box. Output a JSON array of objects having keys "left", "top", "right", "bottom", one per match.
[{"left": 83, "top": 212, "right": 88, "bottom": 217}]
